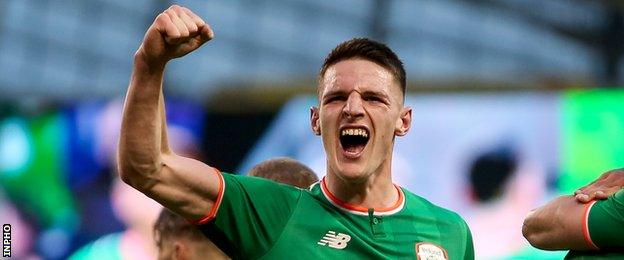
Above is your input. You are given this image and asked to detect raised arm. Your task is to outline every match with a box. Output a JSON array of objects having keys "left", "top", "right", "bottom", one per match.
[{"left": 118, "top": 5, "right": 220, "bottom": 222}]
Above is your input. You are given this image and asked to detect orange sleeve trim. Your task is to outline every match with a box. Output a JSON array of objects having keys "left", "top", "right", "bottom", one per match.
[
  {"left": 193, "top": 167, "right": 225, "bottom": 225},
  {"left": 582, "top": 200, "right": 600, "bottom": 250}
]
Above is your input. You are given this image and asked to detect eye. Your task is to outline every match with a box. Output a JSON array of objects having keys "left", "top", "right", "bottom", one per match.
[
  {"left": 364, "top": 96, "right": 384, "bottom": 103},
  {"left": 324, "top": 95, "right": 345, "bottom": 104}
]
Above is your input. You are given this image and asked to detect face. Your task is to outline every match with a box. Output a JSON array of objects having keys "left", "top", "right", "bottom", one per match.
[{"left": 311, "top": 58, "right": 411, "bottom": 182}]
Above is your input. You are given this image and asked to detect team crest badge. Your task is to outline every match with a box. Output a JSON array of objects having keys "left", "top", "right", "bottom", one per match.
[{"left": 415, "top": 242, "right": 448, "bottom": 260}]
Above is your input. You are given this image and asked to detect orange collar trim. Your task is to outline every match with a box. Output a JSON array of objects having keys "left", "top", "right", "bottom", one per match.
[{"left": 320, "top": 177, "right": 405, "bottom": 216}]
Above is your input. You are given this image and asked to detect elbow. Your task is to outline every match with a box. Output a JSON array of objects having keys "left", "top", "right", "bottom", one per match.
[
  {"left": 522, "top": 220, "right": 541, "bottom": 248},
  {"left": 522, "top": 216, "right": 535, "bottom": 242},
  {"left": 117, "top": 163, "right": 135, "bottom": 186},
  {"left": 117, "top": 155, "right": 162, "bottom": 192},
  {"left": 522, "top": 214, "right": 552, "bottom": 250},
  {"left": 117, "top": 159, "right": 139, "bottom": 188},
  {"left": 524, "top": 233, "right": 552, "bottom": 250}
]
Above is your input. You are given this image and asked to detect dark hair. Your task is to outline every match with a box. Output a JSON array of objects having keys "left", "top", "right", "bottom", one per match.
[
  {"left": 153, "top": 209, "right": 205, "bottom": 248},
  {"left": 318, "top": 38, "right": 406, "bottom": 97},
  {"left": 248, "top": 157, "right": 318, "bottom": 188}
]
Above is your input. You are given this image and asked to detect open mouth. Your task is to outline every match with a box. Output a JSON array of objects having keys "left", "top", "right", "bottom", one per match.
[{"left": 339, "top": 127, "right": 370, "bottom": 157}]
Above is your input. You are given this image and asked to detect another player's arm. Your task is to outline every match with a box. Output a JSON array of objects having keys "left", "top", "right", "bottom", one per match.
[
  {"left": 118, "top": 5, "right": 218, "bottom": 221},
  {"left": 522, "top": 196, "right": 594, "bottom": 250}
]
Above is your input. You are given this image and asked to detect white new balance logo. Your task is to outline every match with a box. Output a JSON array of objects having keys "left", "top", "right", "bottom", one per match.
[{"left": 317, "top": 231, "right": 351, "bottom": 249}]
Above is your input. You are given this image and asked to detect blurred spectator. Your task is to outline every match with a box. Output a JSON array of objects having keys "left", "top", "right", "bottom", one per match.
[
  {"left": 0, "top": 188, "right": 39, "bottom": 259},
  {"left": 69, "top": 177, "right": 162, "bottom": 260},
  {"left": 463, "top": 146, "right": 562, "bottom": 259},
  {"left": 70, "top": 98, "right": 202, "bottom": 260}
]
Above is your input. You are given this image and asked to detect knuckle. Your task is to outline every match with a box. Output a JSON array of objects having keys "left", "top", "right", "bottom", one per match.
[
  {"left": 183, "top": 17, "right": 194, "bottom": 26},
  {"left": 180, "top": 24, "right": 189, "bottom": 32},
  {"left": 171, "top": 5, "right": 184, "bottom": 13},
  {"left": 155, "top": 14, "right": 165, "bottom": 24}
]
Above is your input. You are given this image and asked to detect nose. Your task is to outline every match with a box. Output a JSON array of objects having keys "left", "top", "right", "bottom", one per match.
[{"left": 342, "top": 92, "right": 365, "bottom": 119}]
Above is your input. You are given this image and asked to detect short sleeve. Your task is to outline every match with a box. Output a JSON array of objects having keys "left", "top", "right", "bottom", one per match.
[
  {"left": 586, "top": 189, "right": 624, "bottom": 249},
  {"left": 197, "top": 173, "right": 302, "bottom": 259}
]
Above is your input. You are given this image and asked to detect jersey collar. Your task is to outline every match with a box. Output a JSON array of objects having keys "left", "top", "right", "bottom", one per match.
[{"left": 319, "top": 177, "right": 405, "bottom": 216}]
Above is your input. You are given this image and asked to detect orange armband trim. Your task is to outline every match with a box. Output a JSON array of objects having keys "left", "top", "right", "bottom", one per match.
[
  {"left": 193, "top": 167, "right": 225, "bottom": 225},
  {"left": 582, "top": 200, "right": 600, "bottom": 250}
]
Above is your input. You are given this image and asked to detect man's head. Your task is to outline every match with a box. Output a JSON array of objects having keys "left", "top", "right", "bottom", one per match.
[
  {"left": 311, "top": 38, "right": 412, "bottom": 182},
  {"left": 248, "top": 157, "right": 318, "bottom": 188},
  {"left": 154, "top": 209, "right": 229, "bottom": 260}
]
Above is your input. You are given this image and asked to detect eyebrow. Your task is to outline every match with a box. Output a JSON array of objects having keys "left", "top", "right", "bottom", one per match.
[
  {"left": 322, "top": 89, "right": 348, "bottom": 99},
  {"left": 362, "top": 89, "right": 387, "bottom": 97},
  {"left": 322, "top": 88, "right": 390, "bottom": 100},
  {"left": 361, "top": 89, "right": 390, "bottom": 101}
]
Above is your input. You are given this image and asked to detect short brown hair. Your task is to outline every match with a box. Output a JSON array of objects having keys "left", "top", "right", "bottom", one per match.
[
  {"left": 153, "top": 209, "right": 204, "bottom": 248},
  {"left": 318, "top": 38, "right": 406, "bottom": 97},
  {"left": 248, "top": 157, "right": 318, "bottom": 188}
]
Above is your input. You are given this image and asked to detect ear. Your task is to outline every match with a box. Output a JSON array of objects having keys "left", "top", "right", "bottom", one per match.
[
  {"left": 310, "top": 106, "right": 321, "bottom": 135},
  {"left": 173, "top": 241, "right": 186, "bottom": 260},
  {"left": 394, "top": 106, "right": 412, "bottom": 136}
]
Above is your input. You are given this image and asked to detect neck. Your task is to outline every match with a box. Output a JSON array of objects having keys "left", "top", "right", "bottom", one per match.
[{"left": 325, "top": 165, "right": 398, "bottom": 210}]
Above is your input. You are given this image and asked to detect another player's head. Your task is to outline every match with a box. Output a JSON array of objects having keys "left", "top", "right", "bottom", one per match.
[
  {"left": 154, "top": 209, "right": 229, "bottom": 260},
  {"left": 248, "top": 157, "right": 318, "bottom": 188},
  {"left": 310, "top": 38, "right": 412, "bottom": 182}
]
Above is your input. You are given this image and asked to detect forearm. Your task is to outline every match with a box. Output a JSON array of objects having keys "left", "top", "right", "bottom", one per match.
[
  {"left": 117, "top": 5, "right": 220, "bottom": 220},
  {"left": 522, "top": 196, "right": 591, "bottom": 250},
  {"left": 118, "top": 55, "right": 169, "bottom": 189}
]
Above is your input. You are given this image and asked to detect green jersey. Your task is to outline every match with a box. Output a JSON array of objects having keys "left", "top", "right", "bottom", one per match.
[
  {"left": 197, "top": 172, "right": 474, "bottom": 259},
  {"left": 565, "top": 189, "right": 624, "bottom": 259}
]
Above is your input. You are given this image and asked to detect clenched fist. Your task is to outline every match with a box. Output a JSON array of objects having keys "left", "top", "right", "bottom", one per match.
[{"left": 135, "top": 5, "right": 213, "bottom": 67}]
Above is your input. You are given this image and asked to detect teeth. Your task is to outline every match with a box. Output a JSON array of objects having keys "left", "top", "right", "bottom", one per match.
[{"left": 341, "top": 128, "right": 368, "bottom": 138}]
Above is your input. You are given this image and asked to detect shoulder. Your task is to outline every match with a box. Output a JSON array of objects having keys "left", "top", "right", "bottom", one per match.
[
  {"left": 402, "top": 188, "right": 469, "bottom": 227},
  {"left": 222, "top": 172, "right": 303, "bottom": 193}
]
